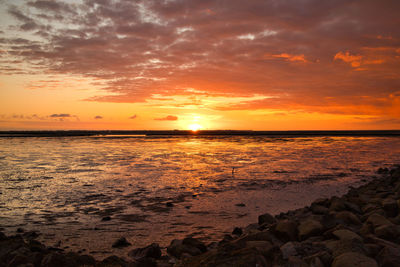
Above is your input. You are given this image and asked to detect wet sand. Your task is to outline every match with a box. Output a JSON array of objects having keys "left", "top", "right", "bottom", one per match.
[{"left": 1, "top": 165, "right": 399, "bottom": 266}]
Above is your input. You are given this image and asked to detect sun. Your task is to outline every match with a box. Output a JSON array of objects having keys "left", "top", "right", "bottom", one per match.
[{"left": 189, "top": 123, "right": 202, "bottom": 132}]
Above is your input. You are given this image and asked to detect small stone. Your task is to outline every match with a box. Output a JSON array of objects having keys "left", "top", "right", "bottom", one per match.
[
  {"left": 232, "top": 227, "right": 243, "bottom": 236},
  {"left": 166, "top": 202, "right": 174, "bottom": 207},
  {"left": 298, "top": 219, "right": 323, "bottom": 241},
  {"left": 112, "top": 237, "right": 131, "bottom": 248},
  {"left": 235, "top": 203, "right": 246, "bottom": 207},
  {"left": 16, "top": 228, "right": 24, "bottom": 233},
  {"left": 258, "top": 213, "right": 276, "bottom": 225},
  {"left": 101, "top": 216, "right": 111, "bottom": 221},
  {"left": 332, "top": 252, "right": 378, "bottom": 267}
]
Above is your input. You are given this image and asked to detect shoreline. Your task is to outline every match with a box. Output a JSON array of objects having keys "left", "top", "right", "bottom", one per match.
[{"left": 1, "top": 165, "right": 400, "bottom": 266}]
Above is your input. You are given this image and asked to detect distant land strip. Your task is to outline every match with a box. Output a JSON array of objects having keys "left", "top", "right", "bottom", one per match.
[{"left": 0, "top": 130, "right": 400, "bottom": 137}]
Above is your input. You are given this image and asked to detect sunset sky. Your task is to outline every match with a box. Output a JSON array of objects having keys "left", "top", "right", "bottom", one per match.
[{"left": 1, "top": 0, "right": 400, "bottom": 130}]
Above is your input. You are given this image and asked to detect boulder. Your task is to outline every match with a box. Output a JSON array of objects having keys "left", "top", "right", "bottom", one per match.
[
  {"left": 374, "top": 224, "right": 400, "bottom": 241},
  {"left": 366, "top": 213, "right": 393, "bottom": 228},
  {"left": 334, "top": 211, "right": 361, "bottom": 225},
  {"left": 167, "top": 238, "right": 206, "bottom": 259},
  {"left": 332, "top": 229, "right": 362, "bottom": 242},
  {"left": 258, "top": 213, "right": 276, "bottom": 225},
  {"left": 377, "top": 245, "right": 400, "bottom": 267},
  {"left": 273, "top": 219, "right": 298, "bottom": 242},
  {"left": 332, "top": 252, "right": 378, "bottom": 267},
  {"left": 382, "top": 198, "right": 398, "bottom": 217},
  {"left": 311, "top": 204, "right": 329, "bottom": 215},
  {"left": 298, "top": 219, "right": 323, "bottom": 241},
  {"left": 129, "top": 243, "right": 161, "bottom": 260},
  {"left": 280, "top": 241, "right": 300, "bottom": 260}
]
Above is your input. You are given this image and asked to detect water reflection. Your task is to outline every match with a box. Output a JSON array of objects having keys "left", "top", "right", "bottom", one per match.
[{"left": 0, "top": 136, "right": 399, "bottom": 258}]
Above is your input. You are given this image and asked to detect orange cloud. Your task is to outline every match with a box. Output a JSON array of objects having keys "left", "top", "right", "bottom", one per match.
[
  {"left": 154, "top": 115, "right": 178, "bottom": 121},
  {"left": 271, "top": 53, "right": 307, "bottom": 62},
  {"left": 334, "top": 51, "right": 363, "bottom": 67}
]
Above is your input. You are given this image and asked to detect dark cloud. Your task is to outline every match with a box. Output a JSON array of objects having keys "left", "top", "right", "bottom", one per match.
[
  {"left": 154, "top": 115, "right": 178, "bottom": 121},
  {"left": 94, "top": 115, "right": 103, "bottom": 119},
  {"left": 49, "top": 113, "right": 71, "bottom": 118},
  {"left": 1, "top": 0, "right": 400, "bottom": 117},
  {"left": 129, "top": 114, "right": 137, "bottom": 119}
]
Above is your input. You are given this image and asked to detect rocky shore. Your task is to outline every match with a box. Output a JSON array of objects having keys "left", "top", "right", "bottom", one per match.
[{"left": 1, "top": 165, "right": 400, "bottom": 267}]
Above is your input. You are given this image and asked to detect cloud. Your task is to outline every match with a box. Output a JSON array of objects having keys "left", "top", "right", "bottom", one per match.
[
  {"left": 94, "top": 115, "right": 103, "bottom": 119},
  {"left": 129, "top": 114, "right": 137, "bottom": 119},
  {"left": 49, "top": 113, "right": 71, "bottom": 118},
  {"left": 271, "top": 53, "right": 308, "bottom": 62},
  {"left": 334, "top": 51, "right": 363, "bottom": 67},
  {"left": 1, "top": 0, "right": 400, "bottom": 120},
  {"left": 154, "top": 115, "right": 178, "bottom": 121}
]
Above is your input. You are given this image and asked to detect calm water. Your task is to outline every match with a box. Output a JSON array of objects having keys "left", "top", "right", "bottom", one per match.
[{"left": 0, "top": 135, "right": 399, "bottom": 258}]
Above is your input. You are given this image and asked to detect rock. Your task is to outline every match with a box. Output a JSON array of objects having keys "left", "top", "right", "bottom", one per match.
[
  {"left": 41, "top": 253, "right": 70, "bottom": 267},
  {"left": 377, "top": 245, "right": 400, "bottom": 267},
  {"left": 166, "top": 202, "right": 174, "bottom": 207},
  {"left": 374, "top": 224, "right": 400, "bottom": 241},
  {"left": 132, "top": 257, "right": 157, "bottom": 267},
  {"left": 311, "top": 204, "right": 329, "bottom": 215},
  {"left": 112, "top": 237, "right": 131, "bottom": 248},
  {"left": 97, "top": 255, "right": 128, "bottom": 267},
  {"left": 382, "top": 198, "right": 398, "bottom": 217},
  {"left": 167, "top": 238, "right": 205, "bottom": 259},
  {"left": 332, "top": 252, "right": 378, "bottom": 267},
  {"left": 258, "top": 213, "right": 276, "bottom": 225},
  {"left": 16, "top": 228, "right": 24, "bottom": 233},
  {"left": 287, "top": 256, "right": 308, "bottom": 267},
  {"left": 101, "top": 216, "right": 111, "bottom": 221},
  {"left": 366, "top": 213, "right": 393, "bottom": 228},
  {"left": 182, "top": 237, "right": 207, "bottom": 252},
  {"left": 235, "top": 203, "right": 246, "bottom": 207},
  {"left": 274, "top": 219, "right": 298, "bottom": 241},
  {"left": 280, "top": 241, "right": 300, "bottom": 259},
  {"left": 334, "top": 211, "right": 361, "bottom": 225},
  {"left": 327, "top": 238, "right": 366, "bottom": 258},
  {"left": 232, "top": 227, "right": 243, "bottom": 236},
  {"left": 129, "top": 243, "right": 161, "bottom": 260},
  {"left": 332, "top": 229, "right": 362, "bottom": 242},
  {"left": 298, "top": 219, "right": 323, "bottom": 241},
  {"left": 330, "top": 197, "right": 346, "bottom": 211},
  {"left": 377, "top": 167, "right": 389, "bottom": 174}
]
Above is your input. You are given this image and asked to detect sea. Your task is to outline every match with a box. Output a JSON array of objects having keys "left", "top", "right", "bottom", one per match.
[{"left": 0, "top": 132, "right": 400, "bottom": 258}]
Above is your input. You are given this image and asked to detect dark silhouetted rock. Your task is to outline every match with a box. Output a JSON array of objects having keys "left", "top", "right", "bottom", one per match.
[
  {"left": 274, "top": 219, "right": 298, "bottom": 241},
  {"left": 298, "top": 219, "right": 323, "bottom": 241},
  {"left": 129, "top": 243, "right": 161, "bottom": 260},
  {"left": 101, "top": 216, "right": 111, "bottom": 221},
  {"left": 232, "top": 227, "right": 243, "bottom": 236},
  {"left": 258, "top": 213, "right": 276, "bottom": 225},
  {"left": 332, "top": 252, "right": 378, "bottom": 267},
  {"left": 112, "top": 237, "right": 131, "bottom": 248},
  {"left": 377, "top": 246, "right": 400, "bottom": 267}
]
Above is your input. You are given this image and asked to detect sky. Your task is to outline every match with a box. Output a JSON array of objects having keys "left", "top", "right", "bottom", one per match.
[{"left": 0, "top": 0, "right": 400, "bottom": 130}]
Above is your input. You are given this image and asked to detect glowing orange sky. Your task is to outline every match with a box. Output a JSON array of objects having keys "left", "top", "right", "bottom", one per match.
[{"left": 1, "top": 0, "right": 400, "bottom": 130}]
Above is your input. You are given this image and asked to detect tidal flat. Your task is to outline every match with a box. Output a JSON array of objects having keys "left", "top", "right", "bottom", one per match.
[{"left": 0, "top": 134, "right": 400, "bottom": 262}]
